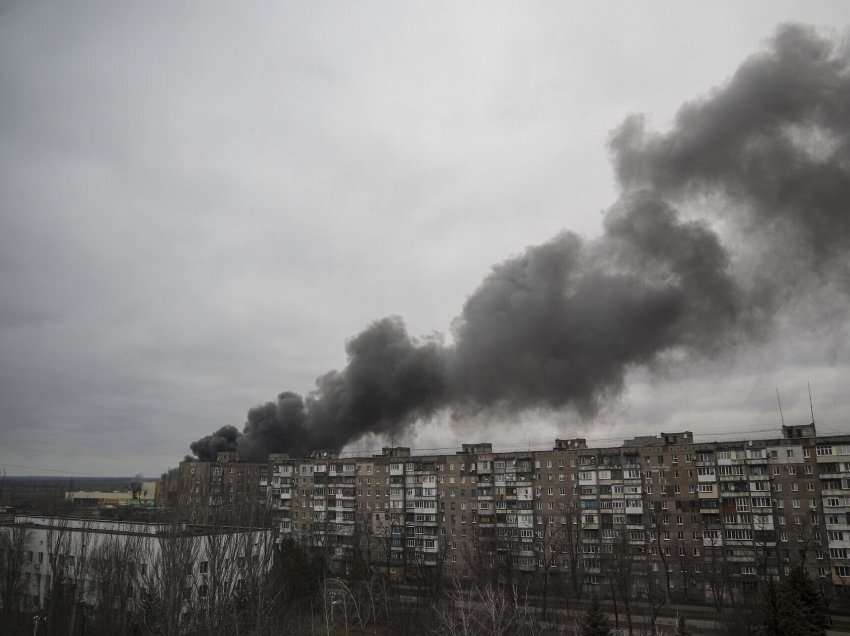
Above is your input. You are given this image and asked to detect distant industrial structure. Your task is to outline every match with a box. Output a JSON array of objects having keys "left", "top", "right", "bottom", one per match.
[
  {"left": 64, "top": 480, "right": 157, "bottom": 507},
  {"left": 0, "top": 476, "right": 160, "bottom": 516}
]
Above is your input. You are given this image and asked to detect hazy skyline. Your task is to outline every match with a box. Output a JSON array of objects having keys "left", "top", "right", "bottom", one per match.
[{"left": 1, "top": 1, "right": 849, "bottom": 476}]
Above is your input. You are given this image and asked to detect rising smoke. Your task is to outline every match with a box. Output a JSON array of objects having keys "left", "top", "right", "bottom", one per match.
[{"left": 190, "top": 24, "right": 850, "bottom": 461}]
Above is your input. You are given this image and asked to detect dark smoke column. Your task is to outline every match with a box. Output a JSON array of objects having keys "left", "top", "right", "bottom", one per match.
[{"left": 190, "top": 24, "right": 850, "bottom": 461}]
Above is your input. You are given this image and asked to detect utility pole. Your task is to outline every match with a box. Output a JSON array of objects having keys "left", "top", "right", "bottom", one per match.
[
  {"left": 808, "top": 382, "right": 816, "bottom": 434},
  {"left": 775, "top": 388, "right": 785, "bottom": 428}
]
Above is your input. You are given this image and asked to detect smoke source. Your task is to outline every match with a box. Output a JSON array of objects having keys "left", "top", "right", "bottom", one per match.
[{"left": 190, "top": 24, "right": 850, "bottom": 462}]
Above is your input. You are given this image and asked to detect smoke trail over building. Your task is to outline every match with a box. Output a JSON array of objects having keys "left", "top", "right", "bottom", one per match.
[{"left": 190, "top": 24, "right": 850, "bottom": 461}]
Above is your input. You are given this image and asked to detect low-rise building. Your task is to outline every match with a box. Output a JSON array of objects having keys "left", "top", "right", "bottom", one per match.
[
  {"left": 0, "top": 515, "right": 273, "bottom": 613},
  {"left": 64, "top": 480, "right": 158, "bottom": 507}
]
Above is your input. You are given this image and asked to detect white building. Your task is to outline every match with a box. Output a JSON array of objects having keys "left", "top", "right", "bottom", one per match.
[{"left": 0, "top": 515, "right": 273, "bottom": 613}]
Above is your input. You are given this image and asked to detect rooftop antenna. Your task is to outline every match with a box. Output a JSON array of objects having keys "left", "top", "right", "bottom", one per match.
[
  {"left": 776, "top": 387, "right": 785, "bottom": 428},
  {"left": 808, "top": 381, "right": 817, "bottom": 434}
]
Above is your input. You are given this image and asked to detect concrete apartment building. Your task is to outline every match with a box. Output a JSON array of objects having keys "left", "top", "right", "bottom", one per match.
[
  {"left": 0, "top": 514, "right": 273, "bottom": 612},
  {"left": 175, "top": 423, "right": 850, "bottom": 602},
  {"left": 174, "top": 451, "right": 268, "bottom": 523}
]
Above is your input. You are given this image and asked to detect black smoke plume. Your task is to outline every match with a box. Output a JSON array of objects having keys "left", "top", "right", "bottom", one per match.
[
  {"left": 191, "top": 24, "right": 850, "bottom": 461},
  {"left": 190, "top": 425, "right": 240, "bottom": 460}
]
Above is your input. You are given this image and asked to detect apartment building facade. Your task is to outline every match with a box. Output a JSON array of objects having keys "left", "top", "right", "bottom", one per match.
[
  {"left": 179, "top": 424, "right": 850, "bottom": 602},
  {"left": 173, "top": 451, "right": 268, "bottom": 523}
]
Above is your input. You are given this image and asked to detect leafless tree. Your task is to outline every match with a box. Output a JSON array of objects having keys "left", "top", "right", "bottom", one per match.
[
  {"left": 64, "top": 520, "right": 95, "bottom": 636},
  {"left": 560, "top": 503, "right": 585, "bottom": 602},
  {"left": 0, "top": 523, "right": 30, "bottom": 627},
  {"left": 231, "top": 526, "right": 277, "bottom": 635},
  {"left": 44, "top": 517, "right": 76, "bottom": 633},
  {"left": 433, "top": 577, "right": 478, "bottom": 636},
  {"left": 535, "top": 513, "right": 564, "bottom": 620},
  {"left": 194, "top": 529, "right": 240, "bottom": 634},
  {"left": 432, "top": 578, "right": 545, "bottom": 636},
  {"left": 605, "top": 527, "right": 635, "bottom": 636},
  {"left": 702, "top": 529, "right": 730, "bottom": 616},
  {"left": 88, "top": 531, "right": 145, "bottom": 636},
  {"left": 140, "top": 523, "right": 200, "bottom": 636}
]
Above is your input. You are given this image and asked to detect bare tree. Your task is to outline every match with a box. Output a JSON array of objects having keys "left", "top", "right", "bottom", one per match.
[
  {"left": 561, "top": 503, "right": 585, "bottom": 602},
  {"left": 702, "top": 529, "right": 730, "bottom": 616},
  {"left": 89, "top": 531, "right": 145, "bottom": 636},
  {"left": 44, "top": 517, "right": 76, "bottom": 634},
  {"left": 140, "top": 523, "right": 200, "bottom": 636},
  {"left": 0, "top": 523, "right": 30, "bottom": 629},
  {"left": 64, "top": 520, "right": 95, "bottom": 636},
  {"left": 433, "top": 577, "right": 478, "bottom": 636},
  {"left": 535, "top": 513, "right": 564, "bottom": 620},
  {"left": 195, "top": 529, "right": 240, "bottom": 635},
  {"left": 232, "top": 526, "right": 276, "bottom": 635}
]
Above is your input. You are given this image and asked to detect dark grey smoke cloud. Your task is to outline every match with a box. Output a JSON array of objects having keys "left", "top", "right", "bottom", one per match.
[
  {"left": 190, "top": 425, "right": 241, "bottom": 460},
  {"left": 191, "top": 24, "right": 850, "bottom": 461}
]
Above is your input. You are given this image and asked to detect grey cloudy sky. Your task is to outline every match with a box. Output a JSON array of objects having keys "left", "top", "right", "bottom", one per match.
[{"left": 1, "top": 1, "right": 848, "bottom": 477}]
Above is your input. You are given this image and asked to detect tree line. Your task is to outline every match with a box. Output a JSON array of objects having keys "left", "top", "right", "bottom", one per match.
[{"left": 0, "top": 506, "right": 841, "bottom": 635}]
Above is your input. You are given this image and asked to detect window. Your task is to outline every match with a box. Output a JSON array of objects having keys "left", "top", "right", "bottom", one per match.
[
  {"left": 200, "top": 561, "right": 208, "bottom": 574},
  {"left": 724, "top": 529, "right": 753, "bottom": 540}
]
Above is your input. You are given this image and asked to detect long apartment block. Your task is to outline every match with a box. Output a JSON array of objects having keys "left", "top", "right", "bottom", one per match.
[{"left": 173, "top": 423, "right": 850, "bottom": 601}]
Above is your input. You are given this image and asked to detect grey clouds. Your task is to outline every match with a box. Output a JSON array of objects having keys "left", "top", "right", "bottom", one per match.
[{"left": 1, "top": 2, "right": 849, "bottom": 475}]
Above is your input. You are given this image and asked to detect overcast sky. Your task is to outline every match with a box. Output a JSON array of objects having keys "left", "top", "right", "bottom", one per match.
[{"left": 1, "top": 1, "right": 848, "bottom": 477}]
